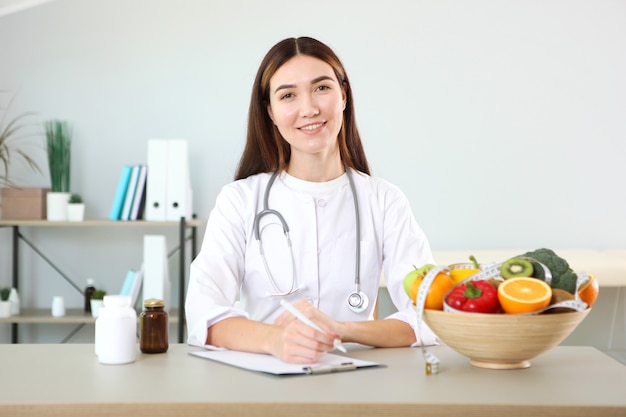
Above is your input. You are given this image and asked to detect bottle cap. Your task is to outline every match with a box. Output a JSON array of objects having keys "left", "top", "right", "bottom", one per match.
[
  {"left": 144, "top": 298, "right": 165, "bottom": 308},
  {"left": 103, "top": 295, "right": 132, "bottom": 307}
]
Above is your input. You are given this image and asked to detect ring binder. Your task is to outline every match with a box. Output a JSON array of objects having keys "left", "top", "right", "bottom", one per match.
[{"left": 145, "top": 139, "right": 193, "bottom": 221}]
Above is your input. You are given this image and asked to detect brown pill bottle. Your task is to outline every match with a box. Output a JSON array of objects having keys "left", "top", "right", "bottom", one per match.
[{"left": 139, "top": 299, "right": 169, "bottom": 354}]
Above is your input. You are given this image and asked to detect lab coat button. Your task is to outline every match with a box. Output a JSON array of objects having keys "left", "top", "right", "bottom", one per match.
[{"left": 317, "top": 199, "right": 327, "bottom": 207}]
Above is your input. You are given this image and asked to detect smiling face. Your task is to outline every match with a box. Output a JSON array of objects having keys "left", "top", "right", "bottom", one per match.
[{"left": 267, "top": 55, "right": 347, "bottom": 169}]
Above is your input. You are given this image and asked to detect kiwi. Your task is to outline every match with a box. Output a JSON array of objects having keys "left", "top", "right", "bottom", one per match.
[
  {"left": 500, "top": 257, "right": 534, "bottom": 279},
  {"left": 544, "top": 288, "right": 577, "bottom": 314},
  {"left": 550, "top": 288, "right": 575, "bottom": 304},
  {"left": 488, "top": 278, "right": 503, "bottom": 289}
]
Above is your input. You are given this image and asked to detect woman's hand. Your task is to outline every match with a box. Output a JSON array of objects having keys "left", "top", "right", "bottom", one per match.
[{"left": 272, "top": 299, "right": 342, "bottom": 363}]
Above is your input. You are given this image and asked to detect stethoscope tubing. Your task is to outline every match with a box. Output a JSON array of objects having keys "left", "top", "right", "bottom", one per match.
[{"left": 252, "top": 168, "right": 368, "bottom": 312}]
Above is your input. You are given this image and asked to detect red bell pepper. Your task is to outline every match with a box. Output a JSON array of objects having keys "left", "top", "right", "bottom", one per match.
[{"left": 446, "top": 280, "right": 500, "bottom": 313}]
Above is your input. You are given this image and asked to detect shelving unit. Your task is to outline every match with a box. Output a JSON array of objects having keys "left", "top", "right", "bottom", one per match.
[
  {"left": 0, "top": 218, "right": 204, "bottom": 344},
  {"left": 0, "top": 308, "right": 180, "bottom": 325},
  {"left": 0, "top": 308, "right": 181, "bottom": 344}
]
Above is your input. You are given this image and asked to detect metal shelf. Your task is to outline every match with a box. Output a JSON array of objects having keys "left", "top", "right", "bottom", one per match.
[
  {"left": 0, "top": 308, "right": 180, "bottom": 324},
  {"left": 0, "top": 218, "right": 202, "bottom": 343},
  {"left": 0, "top": 219, "right": 205, "bottom": 227}
]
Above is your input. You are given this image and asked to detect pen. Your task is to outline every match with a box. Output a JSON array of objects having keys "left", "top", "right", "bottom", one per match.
[
  {"left": 279, "top": 299, "right": 347, "bottom": 353},
  {"left": 303, "top": 362, "right": 356, "bottom": 374}
]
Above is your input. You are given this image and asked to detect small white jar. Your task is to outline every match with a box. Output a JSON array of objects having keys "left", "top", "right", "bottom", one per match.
[
  {"left": 95, "top": 295, "right": 137, "bottom": 365},
  {"left": 51, "top": 296, "right": 65, "bottom": 317},
  {"left": 9, "top": 288, "right": 20, "bottom": 315}
]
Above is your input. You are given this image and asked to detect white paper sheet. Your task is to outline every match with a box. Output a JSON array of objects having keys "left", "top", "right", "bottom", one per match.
[{"left": 189, "top": 350, "right": 380, "bottom": 375}]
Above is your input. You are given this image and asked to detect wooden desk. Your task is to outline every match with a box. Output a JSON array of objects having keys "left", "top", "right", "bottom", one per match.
[{"left": 1, "top": 344, "right": 625, "bottom": 417}]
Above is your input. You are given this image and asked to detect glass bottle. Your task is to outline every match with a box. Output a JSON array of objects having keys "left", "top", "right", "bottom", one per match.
[
  {"left": 139, "top": 298, "right": 169, "bottom": 354},
  {"left": 84, "top": 278, "right": 95, "bottom": 313}
]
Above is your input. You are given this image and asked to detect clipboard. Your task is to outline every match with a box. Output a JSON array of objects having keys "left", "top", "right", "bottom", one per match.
[{"left": 189, "top": 350, "right": 380, "bottom": 375}]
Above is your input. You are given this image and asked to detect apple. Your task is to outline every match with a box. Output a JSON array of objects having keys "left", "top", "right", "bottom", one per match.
[{"left": 403, "top": 264, "right": 436, "bottom": 297}]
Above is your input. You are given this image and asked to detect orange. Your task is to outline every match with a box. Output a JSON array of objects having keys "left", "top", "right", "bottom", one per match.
[
  {"left": 578, "top": 273, "right": 599, "bottom": 307},
  {"left": 410, "top": 272, "right": 455, "bottom": 310},
  {"left": 497, "top": 277, "right": 552, "bottom": 314}
]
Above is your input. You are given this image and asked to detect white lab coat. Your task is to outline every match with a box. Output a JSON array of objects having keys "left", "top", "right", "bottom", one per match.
[{"left": 186, "top": 169, "right": 438, "bottom": 347}]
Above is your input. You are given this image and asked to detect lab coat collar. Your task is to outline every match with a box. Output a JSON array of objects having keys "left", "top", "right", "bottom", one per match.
[{"left": 280, "top": 170, "right": 349, "bottom": 195}]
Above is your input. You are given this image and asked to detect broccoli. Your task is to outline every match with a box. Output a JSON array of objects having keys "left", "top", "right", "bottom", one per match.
[{"left": 518, "top": 248, "right": 578, "bottom": 293}]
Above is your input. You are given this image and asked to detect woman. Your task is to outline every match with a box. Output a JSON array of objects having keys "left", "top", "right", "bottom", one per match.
[{"left": 186, "top": 37, "right": 437, "bottom": 364}]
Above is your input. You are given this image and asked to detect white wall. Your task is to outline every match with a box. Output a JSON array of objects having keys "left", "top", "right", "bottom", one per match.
[{"left": 1, "top": 0, "right": 625, "bottom": 341}]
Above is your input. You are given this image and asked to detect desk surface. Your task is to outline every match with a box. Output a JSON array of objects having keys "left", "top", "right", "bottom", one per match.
[{"left": 1, "top": 344, "right": 625, "bottom": 417}]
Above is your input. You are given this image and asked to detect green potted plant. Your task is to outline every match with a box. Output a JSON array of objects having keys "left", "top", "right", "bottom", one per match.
[
  {"left": 0, "top": 287, "right": 11, "bottom": 318},
  {"left": 0, "top": 93, "right": 47, "bottom": 220},
  {"left": 45, "top": 119, "right": 72, "bottom": 221},
  {"left": 0, "top": 93, "right": 41, "bottom": 187},
  {"left": 90, "top": 289, "right": 106, "bottom": 318},
  {"left": 67, "top": 193, "right": 85, "bottom": 221}
]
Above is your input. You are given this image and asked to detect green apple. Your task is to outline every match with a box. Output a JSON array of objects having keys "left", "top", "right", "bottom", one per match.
[{"left": 403, "top": 264, "right": 436, "bottom": 297}]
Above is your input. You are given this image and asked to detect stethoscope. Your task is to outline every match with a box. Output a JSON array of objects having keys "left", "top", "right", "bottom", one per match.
[{"left": 252, "top": 168, "right": 369, "bottom": 313}]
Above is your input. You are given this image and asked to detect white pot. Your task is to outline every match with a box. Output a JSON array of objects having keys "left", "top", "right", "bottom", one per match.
[
  {"left": 9, "top": 288, "right": 20, "bottom": 315},
  {"left": 67, "top": 203, "right": 85, "bottom": 221},
  {"left": 0, "top": 301, "right": 12, "bottom": 318},
  {"left": 91, "top": 299, "right": 104, "bottom": 318},
  {"left": 51, "top": 296, "right": 66, "bottom": 317},
  {"left": 47, "top": 192, "right": 71, "bottom": 221}
]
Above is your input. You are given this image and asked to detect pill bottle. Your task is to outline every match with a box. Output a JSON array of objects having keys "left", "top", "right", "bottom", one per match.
[
  {"left": 95, "top": 295, "right": 137, "bottom": 364},
  {"left": 139, "top": 298, "right": 169, "bottom": 354}
]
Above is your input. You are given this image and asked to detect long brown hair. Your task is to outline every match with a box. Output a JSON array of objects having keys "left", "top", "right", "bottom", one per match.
[{"left": 235, "top": 37, "right": 370, "bottom": 180}]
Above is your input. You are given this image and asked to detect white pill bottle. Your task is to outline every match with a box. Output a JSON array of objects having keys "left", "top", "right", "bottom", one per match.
[{"left": 95, "top": 295, "right": 137, "bottom": 365}]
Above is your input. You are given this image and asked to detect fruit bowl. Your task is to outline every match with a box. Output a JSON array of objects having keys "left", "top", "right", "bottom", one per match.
[{"left": 423, "top": 308, "right": 590, "bottom": 369}]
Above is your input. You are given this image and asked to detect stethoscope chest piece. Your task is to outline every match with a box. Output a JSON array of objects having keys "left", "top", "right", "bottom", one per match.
[{"left": 347, "top": 290, "right": 369, "bottom": 313}]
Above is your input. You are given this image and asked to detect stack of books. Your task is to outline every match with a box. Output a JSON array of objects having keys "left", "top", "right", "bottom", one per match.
[{"left": 109, "top": 164, "right": 148, "bottom": 221}]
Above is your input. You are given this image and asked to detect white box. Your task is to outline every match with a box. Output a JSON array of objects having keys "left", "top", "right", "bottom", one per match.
[{"left": 142, "top": 235, "right": 170, "bottom": 307}]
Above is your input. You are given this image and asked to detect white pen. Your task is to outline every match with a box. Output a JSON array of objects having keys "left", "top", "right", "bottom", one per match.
[{"left": 279, "top": 299, "right": 347, "bottom": 353}]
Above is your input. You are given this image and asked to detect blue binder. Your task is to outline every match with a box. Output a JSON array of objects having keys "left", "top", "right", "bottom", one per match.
[{"left": 109, "top": 165, "right": 133, "bottom": 220}]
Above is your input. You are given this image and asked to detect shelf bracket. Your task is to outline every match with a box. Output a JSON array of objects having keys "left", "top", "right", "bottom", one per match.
[{"left": 17, "top": 230, "right": 83, "bottom": 293}]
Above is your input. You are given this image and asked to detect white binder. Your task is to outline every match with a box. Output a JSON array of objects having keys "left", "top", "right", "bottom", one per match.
[
  {"left": 142, "top": 235, "right": 170, "bottom": 307},
  {"left": 165, "top": 140, "right": 192, "bottom": 221},
  {"left": 145, "top": 140, "right": 169, "bottom": 221},
  {"left": 145, "top": 139, "right": 193, "bottom": 221}
]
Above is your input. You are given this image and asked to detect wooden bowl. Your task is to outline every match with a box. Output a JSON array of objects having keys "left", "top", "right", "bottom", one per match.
[{"left": 423, "top": 308, "right": 590, "bottom": 369}]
